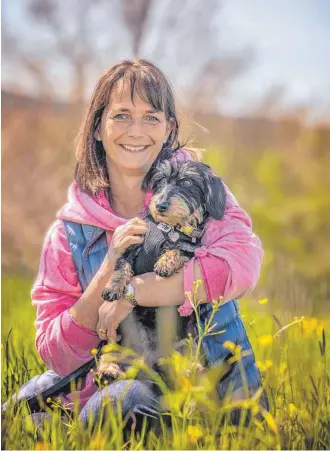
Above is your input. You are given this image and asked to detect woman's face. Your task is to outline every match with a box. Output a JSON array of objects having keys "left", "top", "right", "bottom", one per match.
[{"left": 95, "top": 81, "right": 173, "bottom": 176}]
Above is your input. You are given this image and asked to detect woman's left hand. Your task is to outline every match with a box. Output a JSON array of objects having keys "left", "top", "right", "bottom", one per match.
[{"left": 96, "top": 299, "right": 133, "bottom": 342}]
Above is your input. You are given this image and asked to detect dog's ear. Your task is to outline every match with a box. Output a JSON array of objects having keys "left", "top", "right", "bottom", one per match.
[
  {"left": 205, "top": 172, "right": 226, "bottom": 220},
  {"left": 144, "top": 160, "right": 168, "bottom": 192}
]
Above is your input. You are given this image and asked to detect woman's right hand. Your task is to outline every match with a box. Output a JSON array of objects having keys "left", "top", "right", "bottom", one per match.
[{"left": 106, "top": 217, "right": 147, "bottom": 265}]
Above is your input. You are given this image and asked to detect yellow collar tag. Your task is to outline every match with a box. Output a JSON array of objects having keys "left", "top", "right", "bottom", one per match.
[{"left": 177, "top": 225, "right": 195, "bottom": 236}]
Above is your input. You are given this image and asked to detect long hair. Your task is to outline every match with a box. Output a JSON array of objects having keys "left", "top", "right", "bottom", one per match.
[{"left": 74, "top": 58, "right": 201, "bottom": 196}]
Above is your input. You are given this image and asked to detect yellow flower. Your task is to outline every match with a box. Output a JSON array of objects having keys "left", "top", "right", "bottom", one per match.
[
  {"left": 256, "top": 359, "right": 273, "bottom": 372},
  {"left": 181, "top": 376, "right": 192, "bottom": 392},
  {"left": 187, "top": 424, "right": 203, "bottom": 443},
  {"left": 258, "top": 334, "right": 273, "bottom": 346},
  {"left": 101, "top": 344, "right": 112, "bottom": 354},
  {"left": 91, "top": 348, "right": 98, "bottom": 356},
  {"left": 223, "top": 341, "right": 236, "bottom": 352},
  {"left": 46, "top": 397, "right": 52, "bottom": 404},
  {"left": 258, "top": 298, "right": 268, "bottom": 305},
  {"left": 35, "top": 442, "right": 49, "bottom": 450},
  {"left": 288, "top": 403, "right": 297, "bottom": 417},
  {"left": 310, "top": 318, "right": 318, "bottom": 331},
  {"left": 316, "top": 324, "right": 324, "bottom": 336}
]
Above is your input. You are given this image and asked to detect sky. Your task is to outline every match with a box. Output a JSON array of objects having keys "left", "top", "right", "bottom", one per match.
[
  {"left": 2, "top": 0, "right": 330, "bottom": 120},
  {"left": 218, "top": 0, "right": 330, "bottom": 118}
]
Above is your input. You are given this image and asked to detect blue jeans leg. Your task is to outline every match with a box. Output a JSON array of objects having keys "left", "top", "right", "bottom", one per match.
[{"left": 78, "top": 379, "right": 161, "bottom": 433}]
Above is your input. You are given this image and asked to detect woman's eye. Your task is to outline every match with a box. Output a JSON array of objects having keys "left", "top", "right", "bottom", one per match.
[
  {"left": 144, "top": 115, "right": 160, "bottom": 123},
  {"left": 182, "top": 180, "right": 192, "bottom": 187},
  {"left": 113, "top": 114, "right": 130, "bottom": 120}
]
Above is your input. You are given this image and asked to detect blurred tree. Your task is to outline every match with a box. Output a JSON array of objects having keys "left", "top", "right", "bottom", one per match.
[
  {"left": 121, "top": 0, "right": 153, "bottom": 56},
  {"left": 2, "top": 0, "right": 252, "bottom": 112}
]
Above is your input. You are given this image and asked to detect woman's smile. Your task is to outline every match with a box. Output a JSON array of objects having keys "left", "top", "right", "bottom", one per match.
[{"left": 119, "top": 144, "right": 151, "bottom": 153}]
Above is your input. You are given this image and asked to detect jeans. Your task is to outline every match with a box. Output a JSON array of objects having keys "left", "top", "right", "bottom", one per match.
[{"left": 27, "top": 379, "right": 162, "bottom": 436}]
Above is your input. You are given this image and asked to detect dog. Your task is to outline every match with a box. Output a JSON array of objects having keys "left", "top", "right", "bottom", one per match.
[{"left": 96, "top": 159, "right": 227, "bottom": 383}]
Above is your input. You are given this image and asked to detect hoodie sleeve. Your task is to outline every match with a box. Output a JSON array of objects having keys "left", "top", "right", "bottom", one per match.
[
  {"left": 178, "top": 185, "right": 263, "bottom": 316},
  {"left": 31, "top": 220, "right": 100, "bottom": 376}
]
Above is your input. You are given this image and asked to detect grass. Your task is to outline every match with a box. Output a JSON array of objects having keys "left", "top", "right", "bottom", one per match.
[{"left": 1, "top": 275, "right": 330, "bottom": 450}]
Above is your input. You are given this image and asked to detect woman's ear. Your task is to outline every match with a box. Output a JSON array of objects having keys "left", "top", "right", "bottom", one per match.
[{"left": 205, "top": 172, "right": 227, "bottom": 220}]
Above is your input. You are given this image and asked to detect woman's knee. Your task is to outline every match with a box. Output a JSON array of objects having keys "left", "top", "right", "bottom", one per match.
[{"left": 78, "top": 379, "right": 160, "bottom": 427}]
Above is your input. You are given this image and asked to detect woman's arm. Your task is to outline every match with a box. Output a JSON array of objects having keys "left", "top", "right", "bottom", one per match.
[
  {"left": 32, "top": 220, "right": 103, "bottom": 376},
  {"left": 131, "top": 260, "right": 209, "bottom": 307},
  {"left": 131, "top": 184, "right": 262, "bottom": 316}
]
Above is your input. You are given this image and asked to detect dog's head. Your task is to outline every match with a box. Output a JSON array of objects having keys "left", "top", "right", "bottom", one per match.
[{"left": 148, "top": 160, "right": 226, "bottom": 227}]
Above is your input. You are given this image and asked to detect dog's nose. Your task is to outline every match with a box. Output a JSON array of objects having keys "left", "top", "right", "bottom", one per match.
[{"left": 156, "top": 201, "right": 169, "bottom": 213}]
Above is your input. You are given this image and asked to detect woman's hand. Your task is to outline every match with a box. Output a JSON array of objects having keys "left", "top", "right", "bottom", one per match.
[
  {"left": 96, "top": 299, "right": 134, "bottom": 342},
  {"left": 105, "top": 217, "right": 147, "bottom": 266}
]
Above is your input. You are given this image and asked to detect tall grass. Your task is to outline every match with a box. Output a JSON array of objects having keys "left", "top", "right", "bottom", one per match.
[{"left": 2, "top": 276, "right": 330, "bottom": 450}]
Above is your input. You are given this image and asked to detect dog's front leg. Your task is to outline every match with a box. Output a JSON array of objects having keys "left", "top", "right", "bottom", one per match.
[
  {"left": 154, "top": 249, "right": 190, "bottom": 278},
  {"left": 102, "top": 257, "right": 133, "bottom": 302}
]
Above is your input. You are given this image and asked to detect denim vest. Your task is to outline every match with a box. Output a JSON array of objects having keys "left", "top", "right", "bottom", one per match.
[{"left": 62, "top": 220, "right": 264, "bottom": 399}]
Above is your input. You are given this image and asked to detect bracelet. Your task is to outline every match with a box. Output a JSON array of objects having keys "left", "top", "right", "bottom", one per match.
[{"left": 123, "top": 283, "right": 138, "bottom": 307}]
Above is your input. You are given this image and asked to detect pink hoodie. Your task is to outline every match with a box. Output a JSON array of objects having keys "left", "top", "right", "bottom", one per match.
[{"left": 31, "top": 149, "right": 263, "bottom": 409}]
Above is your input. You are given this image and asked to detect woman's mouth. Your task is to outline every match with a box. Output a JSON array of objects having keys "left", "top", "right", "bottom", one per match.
[{"left": 120, "top": 144, "right": 150, "bottom": 153}]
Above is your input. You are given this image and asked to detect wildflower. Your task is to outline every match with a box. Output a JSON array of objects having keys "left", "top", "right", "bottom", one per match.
[
  {"left": 35, "top": 443, "right": 49, "bottom": 450},
  {"left": 288, "top": 403, "right": 298, "bottom": 418},
  {"left": 101, "top": 344, "right": 112, "bottom": 354},
  {"left": 256, "top": 359, "right": 273, "bottom": 372},
  {"left": 46, "top": 397, "right": 52, "bottom": 404},
  {"left": 181, "top": 376, "right": 192, "bottom": 392},
  {"left": 223, "top": 341, "right": 236, "bottom": 352},
  {"left": 56, "top": 397, "right": 62, "bottom": 404},
  {"left": 91, "top": 348, "right": 98, "bottom": 356},
  {"left": 316, "top": 324, "right": 324, "bottom": 336},
  {"left": 258, "top": 298, "right": 268, "bottom": 305},
  {"left": 187, "top": 424, "right": 203, "bottom": 443},
  {"left": 258, "top": 334, "right": 273, "bottom": 346}
]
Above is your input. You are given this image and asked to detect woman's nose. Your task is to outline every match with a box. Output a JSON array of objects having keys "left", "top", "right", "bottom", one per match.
[{"left": 127, "top": 119, "right": 144, "bottom": 138}]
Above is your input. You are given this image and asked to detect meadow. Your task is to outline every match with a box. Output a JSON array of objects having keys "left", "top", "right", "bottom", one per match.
[
  {"left": 2, "top": 275, "right": 329, "bottom": 450},
  {"left": 2, "top": 107, "right": 330, "bottom": 449}
]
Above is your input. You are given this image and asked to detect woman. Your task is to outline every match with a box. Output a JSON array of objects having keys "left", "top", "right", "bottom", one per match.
[{"left": 19, "top": 59, "right": 268, "bottom": 430}]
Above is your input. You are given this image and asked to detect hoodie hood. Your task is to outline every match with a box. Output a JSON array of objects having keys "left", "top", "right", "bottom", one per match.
[{"left": 57, "top": 149, "right": 192, "bottom": 231}]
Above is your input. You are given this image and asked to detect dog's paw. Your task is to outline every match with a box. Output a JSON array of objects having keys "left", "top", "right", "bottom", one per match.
[
  {"left": 101, "top": 288, "right": 120, "bottom": 302},
  {"left": 154, "top": 262, "right": 175, "bottom": 278},
  {"left": 95, "top": 361, "right": 125, "bottom": 385}
]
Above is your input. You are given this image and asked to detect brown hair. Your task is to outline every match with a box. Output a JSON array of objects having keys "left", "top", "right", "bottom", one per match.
[{"left": 74, "top": 58, "right": 201, "bottom": 196}]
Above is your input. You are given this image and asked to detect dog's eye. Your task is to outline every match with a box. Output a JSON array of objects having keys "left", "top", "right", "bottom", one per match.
[
  {"left": 157, "top": 178, "right": 167, "bottom": 189},
  {"left": 182, "top": 180, "right": 192, "bottom": 187}
]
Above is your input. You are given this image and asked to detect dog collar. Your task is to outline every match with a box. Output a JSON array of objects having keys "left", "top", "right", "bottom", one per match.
[{"left": 157, "top": 221, "right": 203, "bottom": 243}]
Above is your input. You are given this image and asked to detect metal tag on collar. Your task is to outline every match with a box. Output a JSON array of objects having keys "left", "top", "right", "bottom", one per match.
[
  {"left": 168, "top": 230, "right": 180, "bottom": 242},
  {"left": 157, "top": 222, "right": 172, "bottom": 233}
]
